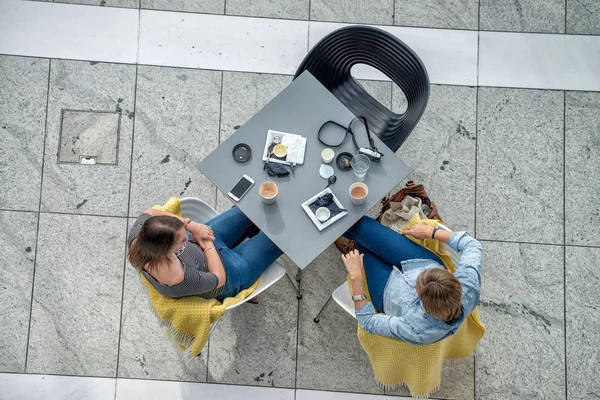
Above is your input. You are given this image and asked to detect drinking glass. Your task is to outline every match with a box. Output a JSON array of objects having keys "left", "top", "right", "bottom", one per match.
[{"left": 351, "top": 154, "right": 371, "bottom": 180}]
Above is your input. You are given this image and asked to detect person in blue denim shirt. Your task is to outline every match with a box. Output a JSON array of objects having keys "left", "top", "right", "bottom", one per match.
[{"left": 340, "top": 216, "right": 482, "bottom": 345}]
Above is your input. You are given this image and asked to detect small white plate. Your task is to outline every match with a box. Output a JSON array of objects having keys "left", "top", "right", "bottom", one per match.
[{"left": 301, "top": 188, "right": 347, "bottom": 231}]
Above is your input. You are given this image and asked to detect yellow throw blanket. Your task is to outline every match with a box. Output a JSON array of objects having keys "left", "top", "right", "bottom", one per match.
[
  {"left": 140, "top": 197, "right": 261, "bottom": 358},
  {"left": 352, "top": 214, "right": 485, "bottom": 398}
]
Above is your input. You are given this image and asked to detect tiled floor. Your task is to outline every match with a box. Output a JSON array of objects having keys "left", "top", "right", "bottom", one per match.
[{"left": 1, "top": 1, "right": 600, "bottom": 399}]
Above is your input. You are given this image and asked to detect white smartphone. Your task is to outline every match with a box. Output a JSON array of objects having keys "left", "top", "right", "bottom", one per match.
[{"left": 228, "top": 174, "right": 255, "bottom": 202}]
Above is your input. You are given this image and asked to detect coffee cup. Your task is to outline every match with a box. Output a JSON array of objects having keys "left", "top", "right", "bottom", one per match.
[
  {"left": 260, "top": 181, "right": 278, "bottom": 204},
  {"left": 321, "top": 148, "right": 334, "bottom": 163},
  {"left": 349, "top": 182, "right": 368, "bottom": 205}
]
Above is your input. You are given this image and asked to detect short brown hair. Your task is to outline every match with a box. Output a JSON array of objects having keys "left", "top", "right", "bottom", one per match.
[
  {"left": 416, "top": 269, "right": 462, "bottom": 322},
  {"left": 128, "top": 216, "right": 184, "bottom": 274}
]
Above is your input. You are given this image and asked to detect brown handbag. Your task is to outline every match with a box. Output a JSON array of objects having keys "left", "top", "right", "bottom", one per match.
[{"left": 376, "top": 180, "right": 443, "bottom": 223}]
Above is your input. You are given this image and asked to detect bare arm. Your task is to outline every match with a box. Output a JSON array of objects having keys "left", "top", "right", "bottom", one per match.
[
  {"left": 199, "top": 239, "right": 226, "bottom": 288},
  {"left": 401, "top": 224, "right": 452, "bottom": 243},
  {"left": 341, "top": 250, "right": 369, "bottom": 310}
]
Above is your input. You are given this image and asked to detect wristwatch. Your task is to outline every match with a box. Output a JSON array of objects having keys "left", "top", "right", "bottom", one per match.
[{"left": 352, "top": 293, "right": 367, "bottom": 302}]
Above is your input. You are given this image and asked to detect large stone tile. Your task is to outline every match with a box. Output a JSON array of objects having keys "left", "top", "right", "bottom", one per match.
[
  {"left": 393, "top": 85, "right": 476, "bottom": 233},
  {"left": 475, "top": 242, "right": 565, "bottom": 399},
  {"left": 479, "top": 0, "right": 566, "bottom": 33},
  {"left": 129, "top": 66, "right": 221, "bottom": 216},
  {"left": 566, "top": 247, "right": 600, "bottom": 399},
  {"left": 118, "top": 218, "right": 208, "bottom": 381},
  {"left": 141, "top": 0, "right": 224, "bottom": 14},
  {"left": 226, "top": 0, "right": 309, "bottom": 20},
  {"left": 0, "top": 56, "right": 49, "bottom": 211},
  {"left": 54, "top": 0, "right": 139, "bottom": 8},
  {"left": 0, "top": 373, "right": 116, "bottom": 400},
  {"left": 393, "top": 0, "right": 478, "bottom": 30},
  {"left": 27, "top": 213, "right": 126, "bottom": 376},
  {"left": 40, "top": 60, "right": 136, "bottom": 216},
  {"left": 296, "top": 245, "right": 384, "bottom": 394},
  {"left": 565, "top": 92, "right": 600, "bottom": 247},
  {"left": 310, "top": 0, "right": 393, "bottom": 25},
  {"left": 0, "top": 211, "right": 38, "bottom": 372},
  {"left": 476, "top": 88, "right": 563, "bottom": 243},
  {"left": 567, "top": 0, "right": 600, "bottom": 34},
  {"left": 207, "top": 254, "right": 299, "bottom": 388}
]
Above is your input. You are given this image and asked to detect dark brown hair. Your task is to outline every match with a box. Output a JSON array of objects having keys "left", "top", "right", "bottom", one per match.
[
  {"left": 416, "top": 269, "right": 462, "bottom": 322},
  {"left": 128, "top": 216, "right": 184, "bottom": 273}
]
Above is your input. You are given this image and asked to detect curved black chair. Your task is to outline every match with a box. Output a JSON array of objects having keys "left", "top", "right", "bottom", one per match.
[{"left": 294, "top": 25, "right": 430, "bottom": 153}]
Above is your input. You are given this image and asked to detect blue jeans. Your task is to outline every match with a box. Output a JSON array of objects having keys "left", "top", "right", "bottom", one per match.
[
  {"left": 205, "top": 207, "right": 282, "bottom": 300},
  {"left": 343, "top": 216, "right": 443, "bottom": 313}
]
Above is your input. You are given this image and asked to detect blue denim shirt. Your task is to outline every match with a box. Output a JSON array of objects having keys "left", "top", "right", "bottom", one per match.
[{"left": 355, "top": 232, "right": 482, "bottom": 345}]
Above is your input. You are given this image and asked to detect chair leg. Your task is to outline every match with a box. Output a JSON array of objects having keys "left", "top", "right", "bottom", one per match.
[
  {"left": 209, "top": 318, "right": 220, "bottom": 337},
  {"left": 285, "top": 271, "right": 302, "bottom": 299},
  {"left": 313, "top": 295, "right": 333, "bottom": 323}
]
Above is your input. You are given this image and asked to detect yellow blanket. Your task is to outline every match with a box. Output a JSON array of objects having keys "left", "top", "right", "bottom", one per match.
[
  {"left": 352, "top": 214, "right": 485, "bottom": 398},
  {"left": 140, "top": 197, "right": 261, "bottom": 358}
]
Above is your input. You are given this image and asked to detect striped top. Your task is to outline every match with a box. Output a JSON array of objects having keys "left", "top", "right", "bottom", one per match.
[{"left": 128, "top": 213, "right": 224, "bottom": 299}]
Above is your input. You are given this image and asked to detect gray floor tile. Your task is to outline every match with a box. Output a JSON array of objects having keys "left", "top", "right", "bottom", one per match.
[
  {"left": 479, "top": 0, "right": 566, "bottom": 33},
  {"left": 118, "top": 218, "right": 208, "bottom": 381},
  {"left": 566, "top": 246, "right": 600, "bottom": 399},
  {"left": 141, "top": 0, "right": 224, "bottom": 14},
  {"left": 0, "top": 56, "right": 49, "bottom": 211},
  {"left": 393, "top": 0, "right": 478, "bottom": 30},
  {"left": 207, "top": 254, "right": 299, "bottom": 388},
  {"left": 394, "top": 85, "right": 477, "bottom": 233},
  {"left": 565, "top": 91, "right": 600, "bottom": 247},
  {"left": 475, "top": 242, "right": 565, "bottom": 399},
  {"left": 129, "top": 66, "right": 221, "bottom": 217},
  {"left": 226, "top": 0, "right": 309, "bottom": 20},
  {"left": 40, "top": 60, "right": 136, "bottom": 216},
  {"left": 567, "top": 0, "right": 600, "bottom": 34},
  {"left": 310, "top": 0, "right": 393, "bottom": 25},
  {"left": 0, "top": 211, "right": 38, "bottom": 373},
  {"left": 220, "top": 72, "right": 292, "bottom": 144},
  {"left": 54, "top": 0, "right": 139, "bottom": 8},
  {"left": 296, "top": 246, "right": 384, "bottom": 394},
  {"left": 27, "top": 213, "right": 126, "bottom": 376},
  {"left": 476, "top": 88, "right": 563, "bottom": 243}
]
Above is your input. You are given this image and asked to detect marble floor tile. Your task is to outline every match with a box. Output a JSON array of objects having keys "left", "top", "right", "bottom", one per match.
[
  {"left": 0, "top": 211, "right": 38, "bottom": 373},
  {"left": 40, "top": 60, "right": 136, "bottom": 216},
  {"left": 566, "top": 246, "right": 600, "bottom": 399},
  {"left": 207, "top": 253, "right": 299, "bottom": 388},
  {"left": 393, "top": 0, "right": 479, "bottom": 30},
  {"left": 310, "top": 0, "right": 394, "bottom": 25},
  {"left": 139, "top": 11, "right": 309, "bottom": 75},
  {"left": 0, "top": 55, "right": 49, "bottom": 211},
  {"left": 117, "top": 223, "right": 208, "bottom": 382},
  {"left": 475, "top": 242, "right": 565, "bottom": 399},
  {"left": 565, "top": 92, "right": 600, "bottom": 247},
  {"left": 54, "top": 0, "right": 139, "bottom": 8},
  {"left": 478, "top": 32, "right": 600, "bottom": 92},
  {"left": 129, "top": 66, "right": 221, "bottom": 217},
  {"left": 0, "top": 373, "right": 116, "bottom": 400},
  {"left": 141, "top": 0, "right": 224, "bottom": 14},
  {"left": 567, "top": 0, "right": 600, "bottom": 34},
  {"left": 0, "top": 1, "right": 138, "bottom": 64},
  {"left": 476, "top": 88, "right": 563, "bottom": 244},
  {"left": 116, "top": 378, "right": 294, "bottom": 400},
  {"left": 296, "top": 245, "right": 384, "bottom": 394},
  {"left": 394, "top": 85, "right": 477, "bottom": 233},
  {"left": 226, "top": 0, "right": 309, "bottom": 20},
  {"left": 479, "top": 0, "right": 566, "bottom": 33},
  {"left": 27, "top": 213, "right": 126, "bottom": 376},
  {"left": 59, "top": 110, "right": 120, "bottom": 164}
]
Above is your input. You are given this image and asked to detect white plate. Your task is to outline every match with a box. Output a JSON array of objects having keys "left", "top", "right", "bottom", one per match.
[{"left": 301, "top": 188, "right": 347, "bottom": 231}]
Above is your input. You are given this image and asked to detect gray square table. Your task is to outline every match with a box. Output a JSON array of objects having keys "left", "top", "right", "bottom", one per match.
[{"left": 198, "top": 71, "right": 412, "bottom": 269}]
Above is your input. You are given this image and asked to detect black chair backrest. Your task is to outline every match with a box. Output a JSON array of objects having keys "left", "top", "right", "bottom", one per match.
[{"left": 294, "top": 25, "right": 430, "bottom": 152}]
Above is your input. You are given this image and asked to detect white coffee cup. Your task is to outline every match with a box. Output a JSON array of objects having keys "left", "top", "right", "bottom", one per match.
[
  {"left": 260, "top": 181, "right": 278, "bottom": 204},
  {"left": 321, "top": 148, "right": 334, "bottom": 163},
  {"left": 349, "top": 182, "right": 368, "bottom": 205}
]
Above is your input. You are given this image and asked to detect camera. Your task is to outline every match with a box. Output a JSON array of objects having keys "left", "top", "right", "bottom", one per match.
[{"left": 358, "top": 147, "right": 384, "bottom": 163}]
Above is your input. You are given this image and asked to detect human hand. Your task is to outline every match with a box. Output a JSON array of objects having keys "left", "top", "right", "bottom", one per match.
[
  {"left": 341, "top": 249, "right": 364, "bottom": 280},
  {"left": 401, "top": 224, "right": 434, "bottom": 240},
  {"left": 189, "top": 222, "right": 215, "bottom": 243}
]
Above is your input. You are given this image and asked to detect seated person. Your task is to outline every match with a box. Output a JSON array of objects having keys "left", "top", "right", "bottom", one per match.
[
  {"left": 127, "top": 206, "right": 282, "bottom": 300},
  {"left": 340, "top": 216, "right": 482, "bottom": 345}
]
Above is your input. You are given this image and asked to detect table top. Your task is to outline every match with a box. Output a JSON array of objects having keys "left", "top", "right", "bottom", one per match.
[{"left": 198, "top": 71, "right": 412, "bottom": 269}]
